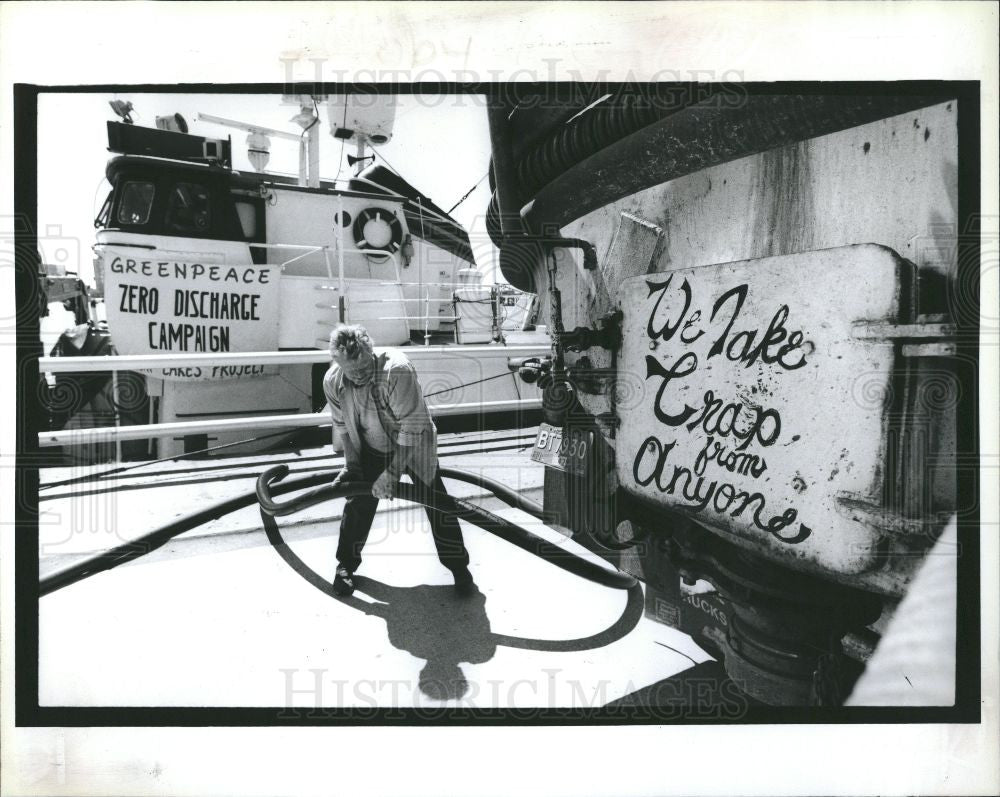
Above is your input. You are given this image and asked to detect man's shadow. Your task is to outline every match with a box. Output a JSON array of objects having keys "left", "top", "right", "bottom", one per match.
[
  {"left": 264, "top": 513, "right": 645, "bottom": 701},
  {"left": 332, "top": 574, "right": 644, "bottom": 702},
  {"left": 342, "top": 577, "right": 494, "bottom": 700}
]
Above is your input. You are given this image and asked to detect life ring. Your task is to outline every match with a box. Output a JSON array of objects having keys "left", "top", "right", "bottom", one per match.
[{"left": 352, "top": 207, "right": 403, "bottom": 256}]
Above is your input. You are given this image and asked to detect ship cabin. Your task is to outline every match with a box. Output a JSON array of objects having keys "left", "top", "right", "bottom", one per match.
[
  {"left": 89, "top": 121, "right": 535, "bottom": 458},
  {"left": 95, "top": 149, "right": 486, "bottom": 349}
]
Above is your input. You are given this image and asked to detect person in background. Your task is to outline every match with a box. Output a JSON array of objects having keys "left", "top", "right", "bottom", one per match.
[{"left": 323, "top": 324, "right": 474, "bottom": 597}]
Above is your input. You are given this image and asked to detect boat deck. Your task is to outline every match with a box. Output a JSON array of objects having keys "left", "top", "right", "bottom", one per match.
[{"left": 38, "top": 427, "right": 719, "bottom": 710}]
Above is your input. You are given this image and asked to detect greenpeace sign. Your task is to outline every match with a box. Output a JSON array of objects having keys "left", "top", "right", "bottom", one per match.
[{"left": 102, "top": 252, "right": 281, "bottom": 381}]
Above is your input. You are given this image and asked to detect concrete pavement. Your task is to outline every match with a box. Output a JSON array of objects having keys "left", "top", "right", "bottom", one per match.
[{"left": 38, "top": 428, "right": 715, "bottom": 709}]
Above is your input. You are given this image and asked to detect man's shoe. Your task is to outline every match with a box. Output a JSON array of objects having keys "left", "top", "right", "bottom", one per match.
[
  {"left": 453, "top": 568, "right": 474, "bottom": 597},
  {"left": 333, "top": 566, "right": 355, "bottom": 596}
]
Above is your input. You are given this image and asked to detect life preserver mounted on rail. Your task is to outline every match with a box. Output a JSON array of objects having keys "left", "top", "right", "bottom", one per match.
[{"left": 352, "top": 207, "right": 404, "bottom": 257}]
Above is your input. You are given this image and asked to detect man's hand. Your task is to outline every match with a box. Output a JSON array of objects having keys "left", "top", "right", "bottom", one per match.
[
  {"left": 372, "top": 469, "right": 398, "bottom": 499},
  {"left": 332, "top": 467, "right": 361, "bottom": 488}
]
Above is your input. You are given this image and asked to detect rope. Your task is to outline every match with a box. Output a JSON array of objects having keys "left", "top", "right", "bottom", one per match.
[
  {"left": 332, "top": 102, "right": 348, "bottom": 184},
  {"left": 371, "top": 147, "right": 407, "bottom": 182},
  {"left": 421, "top": 371, "right": 514, "bottom": 399},
  {"left": 447, "top": 170, "right": 489, "bottom": 214}
]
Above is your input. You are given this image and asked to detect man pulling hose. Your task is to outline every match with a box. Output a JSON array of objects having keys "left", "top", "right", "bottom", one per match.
[{"left": 323, "top": 324, "right": 474, "bottom": 597}]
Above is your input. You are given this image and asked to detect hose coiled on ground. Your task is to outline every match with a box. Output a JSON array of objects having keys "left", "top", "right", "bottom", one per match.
[
  {"left": 39, "top": 466, "right": 636, "bottom": 597},
  {"left": 257, "top": 465, "right": 636, "bottom": 590}
]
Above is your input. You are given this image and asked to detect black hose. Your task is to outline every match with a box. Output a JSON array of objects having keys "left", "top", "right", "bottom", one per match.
[
  {"left": 257, "top": 466, "right": 636, "bottom": 590},
  {"left": 515, "top": 92, "right": 686, "bottom": 197},
  {"left": 40, "top": 466, "right": 635, "bottom": 597},
  {"left": 485, "top": 90, "right": 704, "bottom": 249},
  {"left": 38, "top": 469, "right": 334, "bottom": 597},
  {"left": 437, "top": 467, "right": 545, "bottom": 520},
  {"left": 444, "top": 448, "right": 647, "bottom": 555}
]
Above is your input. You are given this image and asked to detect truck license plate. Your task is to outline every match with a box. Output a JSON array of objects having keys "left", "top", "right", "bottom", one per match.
[{"left": 530, "top": 422, "right": 590, "bottom": 474}]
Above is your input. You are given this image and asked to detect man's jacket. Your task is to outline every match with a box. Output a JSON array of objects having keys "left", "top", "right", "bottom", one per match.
[{"left": 323, "top": 349, "right": 438, "bottom": 484}]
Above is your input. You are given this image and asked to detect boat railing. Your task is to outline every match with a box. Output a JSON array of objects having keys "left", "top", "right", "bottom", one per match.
[
  {"left": 245, "top": 241, "right": 400, "bottom": 284},
  {"left": 365, "top": 281, "right": 535, "bottom": 344},
  {"left": 37, "top": 398, "right": 541, "bottom": 449},
  {"left": 36, "top": 345, "right": 547, "bottom": 448},
  {"left": 239, "top": 240, "right": 402, "bottom": 326}
]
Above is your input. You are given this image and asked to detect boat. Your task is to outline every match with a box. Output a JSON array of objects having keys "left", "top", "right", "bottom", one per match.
[{"left": 43, "top": 93, "right": 547, "bottom": 459}]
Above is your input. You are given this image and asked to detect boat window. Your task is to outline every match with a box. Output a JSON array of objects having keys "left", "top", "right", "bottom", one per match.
[
  {"left": 116, "top": 181, "right": 155, "bottom": 225},
  {"left": 165, "top": 182, "right": 212, "bottom": 234},
  {"left": 94, "top": 189, "right": 113, "bottom": 229},
  {"left": 234, "top": 201, "right": 257, "bottom": 238}
]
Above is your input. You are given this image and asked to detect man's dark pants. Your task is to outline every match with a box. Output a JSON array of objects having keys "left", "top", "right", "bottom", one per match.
[{"left": 337, "top": 445, "right": 470, "bottom": 575}]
